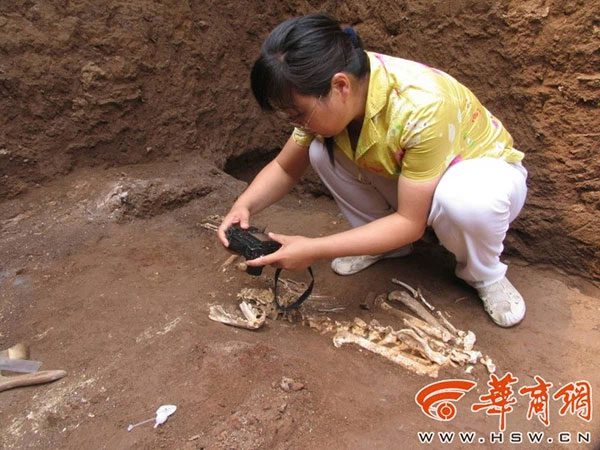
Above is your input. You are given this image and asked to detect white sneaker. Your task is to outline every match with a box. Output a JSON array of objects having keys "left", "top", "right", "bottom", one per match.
[
  {"left": 331, "top": 246, "right": 413, "bottom": 276},
  {"left": 477, "top": 277, "right": 526, "bottom": 327}
]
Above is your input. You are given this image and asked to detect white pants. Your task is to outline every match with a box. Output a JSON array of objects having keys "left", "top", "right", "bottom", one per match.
[{"left": 308, "top": 141, "right": 528, "bottom": 288}]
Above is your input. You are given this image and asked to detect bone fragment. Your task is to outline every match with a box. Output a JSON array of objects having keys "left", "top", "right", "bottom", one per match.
[
  {"left": 396, "top": 329, "right": 450, "bottom": 365},
  {"left": 391, "top": 278, "right": 419, "bottom": 297},
  {"left": 333, "top": 331, "right": 439, "bottom": 378},
  {"left": 239, "top": 301, "right": 265, "bottom": 325},
  {"left": 316, "top": 307, "right": 345, "bottom": 313},
  {"left": 416, "top": 289, "right": 435, "bottom": 311},
  {"left": 435, "top": 311, "right": 461, "bottom": 337},
  {"left": 462, "top": 331, "right": 476, "bottom": 352},
  {"left": 449, "top": 348, "right": 482, "bottom": 365},
  {"left": 237, "top": 288, "right": 274, "bottom": 305},
  {"left": 480, "top": 355, "right": 497, "bottom": 373},
  {"left": 389, "top": 279, "right": 435, "bottom": 311},
  {"left": 220, "top": 255, "right": 238, "bottom": 271},
  {"left": 378, "top": 333, "right": 398, "bottom": 345},
  {"left": 388, "top": 291, "right": 453, "bottom": 341},
  {"left": 377, "top": 300, "right": 451, "bottom": 343},
  {"left": 208, "top": 305, "right": 264, "bottom": 330},
  {"left": 280, "top": 377, "right": 305, "bottom": 392},
  {"left": 353, "top": 317, "right": 369, "bottom": 329}
]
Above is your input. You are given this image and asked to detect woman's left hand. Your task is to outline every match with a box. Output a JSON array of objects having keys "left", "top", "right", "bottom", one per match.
[{"left": 246, "top": 232, "right": 316, "bottom": 271}]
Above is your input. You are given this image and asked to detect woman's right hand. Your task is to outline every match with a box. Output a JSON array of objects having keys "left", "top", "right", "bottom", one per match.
[{"left": 218, "top": 204, "right": 251, "bottom": 248}]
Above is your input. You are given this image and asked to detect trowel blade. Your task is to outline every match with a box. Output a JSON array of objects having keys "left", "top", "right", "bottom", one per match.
[{"left": 0, "top": 356, "right": 42, "bottom": 373}]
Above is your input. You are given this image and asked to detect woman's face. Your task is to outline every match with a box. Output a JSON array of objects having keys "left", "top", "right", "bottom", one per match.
[
  {"left": 282, "top": 82, "right": 356, "bottom": 137},
  {"left": 287, "top": 72, "right": 365, "bottom": 137}
]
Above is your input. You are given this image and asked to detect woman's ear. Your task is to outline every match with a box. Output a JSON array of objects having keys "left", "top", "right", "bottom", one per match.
[{"left": 331, "top": 72, "right": 352, "bottom": 101}]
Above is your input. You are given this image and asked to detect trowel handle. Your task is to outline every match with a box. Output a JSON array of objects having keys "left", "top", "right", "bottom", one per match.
[{"left": 0, "top": 370, "right": 67, "bottom": 393}]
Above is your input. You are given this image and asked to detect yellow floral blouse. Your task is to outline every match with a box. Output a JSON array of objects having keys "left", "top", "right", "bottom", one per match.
[{"left": 292, "top": 51, "right": 524, "bottom": 181}]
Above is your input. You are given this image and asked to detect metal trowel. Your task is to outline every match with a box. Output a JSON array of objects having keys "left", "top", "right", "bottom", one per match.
[{"left": 0, "top": 356, "right": 42, "bottom": 373}]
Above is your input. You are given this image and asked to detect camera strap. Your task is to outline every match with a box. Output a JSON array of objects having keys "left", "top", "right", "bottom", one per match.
[{"left": 273, "top": 267, "right": 314, "bottom": 311}]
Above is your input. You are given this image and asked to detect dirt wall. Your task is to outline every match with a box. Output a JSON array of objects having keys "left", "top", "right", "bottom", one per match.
[{"left": 0, "top": 1, "right": 598, "bottom": 280}]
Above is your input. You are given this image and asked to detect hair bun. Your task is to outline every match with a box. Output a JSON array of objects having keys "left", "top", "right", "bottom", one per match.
[{"left": 343, "top": 27, "right": 360, "bottom": 48}]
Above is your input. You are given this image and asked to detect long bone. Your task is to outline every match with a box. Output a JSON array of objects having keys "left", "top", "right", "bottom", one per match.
[
  {"left": 314, "top": 317, "right": 444, "bottom": 372},
  {"left": 435, "top": 310, "right": 462, "bottom": 336},
  {"left": 391, "top": 278, "right": 435, "bottom": 310},
  {"left": 333, "top": 331, "right": 439, "bottom": 378},
  {"left": 374, "top": 301, "right": 479, "bottom": 369},
  {"left": 395, "top": 329, "right": 450, "bottom": 365},
  {"left": 376, "top": 300, "right": 451, "bottom": 342},
  {"left": 388, "top": 290, "right": 454, "bottom": 341},
  {"left": 354, "top": 319, "right": 450, "bottom": 367}
]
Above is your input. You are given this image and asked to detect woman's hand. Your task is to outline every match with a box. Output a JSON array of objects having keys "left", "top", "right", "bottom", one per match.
[
  {"left": 217, "top": 204, "right": 251, "bottom": 247},
  {"left": 246, "top": 232, "right": 317, "bottom": 271}
]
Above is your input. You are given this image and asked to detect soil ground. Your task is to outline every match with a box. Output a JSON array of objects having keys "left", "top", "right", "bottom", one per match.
[{"left": 1, "top": 157, "right": 599, "bottom": 449}]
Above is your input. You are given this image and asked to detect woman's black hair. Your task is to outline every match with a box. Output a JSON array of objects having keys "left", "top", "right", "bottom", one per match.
[
  {"left": 251, "top": 14, "right": 368, "bottom": 111},
  {"left": 251, "top": 14, "right": 369, "bottom": 162}
]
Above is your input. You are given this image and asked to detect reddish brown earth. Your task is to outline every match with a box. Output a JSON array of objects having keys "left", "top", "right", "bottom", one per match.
[
  {"left": 1, "top": 1, "right": 599, "bottom": 449},
  {"left": 1, "top": 156, "right": 599, "bottom": 449}
]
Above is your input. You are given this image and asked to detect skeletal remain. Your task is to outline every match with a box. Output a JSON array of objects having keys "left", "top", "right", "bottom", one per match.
[
  {"left": 462, "top": 331, "right": 476, "bottom": 352},
  {"left": 480, "top": 355, "right": 497, "bottom": 374},
  {"left": 390, "top": 280, "right": 435, "bottom": 312},
  {"left": 449, "top": 348, "right": 482, "bottom": 365},
  {"left": 316, "top": 307, "right": 345, "bottom": 313},
  {"left": 377, "top": 300, "right": 449, "bottom": 342},
  {"left": 311, "top": 315, "right": 458, "bottom": 376},
  {"left": 278, "top": 278, "right": 305, "bottom": 288},
  {"left": 436, "top": 311, "right": 460, "bottom": 337},
  {"left": 208, "top": 304, "right": 265, "bottom": 330},
  {"left": 199, "top": 214, "right": 223, "bottom": 231},
  {"left": 221, "top": 255, "right": 238, "bottom": 271},
  {"left": 416, "top": 289, "right": 435, "bottom": 311},
  {"left": 237, "top": 287, "right": 274, "bottom": 305},
  {"left": 391, "top": 278, "right": 419, "bottom": 297},
  {"left": 210, "top": 278, "right": 496, "bottom": 378},
  {"left": 239, "top": 301, "right": 265, "bottom": 324},
  {"left": 333, "top": 331, "right": 439, "bottom": 378},
  {"left": 395, "top": 329, "right": 450, "bottom": 365},
  {"left": 388, "top": 290, "right": 454, "bottom": 341},
  {"left": 377, "top": 284, "right": 493, "bottom": 375},
  {"left": 353, "top": 319, "right": 444, "bottom": 365}
]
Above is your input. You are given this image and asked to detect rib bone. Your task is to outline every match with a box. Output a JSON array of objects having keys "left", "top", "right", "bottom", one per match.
[
  {"left": 391, "top": 278, "right": 419, "bottom": 297},
  {"left": 396, "top": 329, "right": 450, "bottom": 365},
  {"left": 377, "top": 300, "right": 451, "bottom": 342},
  {"left": 333, "top": 331, "right": 439, "bottom": 378},
  {"left": 388, "top": 290, "right": 454, "bottom": 341}
]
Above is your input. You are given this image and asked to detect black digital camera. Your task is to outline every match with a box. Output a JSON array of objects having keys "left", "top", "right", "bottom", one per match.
[{"left": 225, "top": 224, "right": 282, "bottom": 275}]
